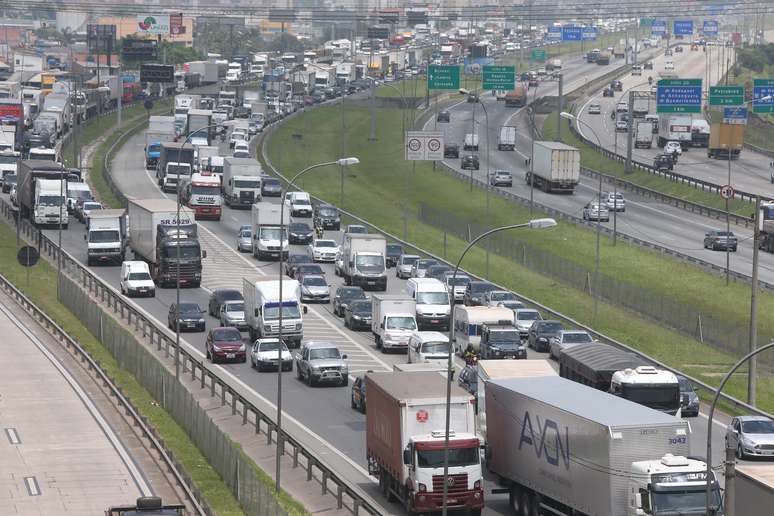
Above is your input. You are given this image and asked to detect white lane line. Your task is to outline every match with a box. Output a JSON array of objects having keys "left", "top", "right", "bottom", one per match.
[
  {"left": 24, "top": 476, "right": 40, "bottom": 496},
  {"left": 4, "top": 427, "right": 20, "bottom": 445}
]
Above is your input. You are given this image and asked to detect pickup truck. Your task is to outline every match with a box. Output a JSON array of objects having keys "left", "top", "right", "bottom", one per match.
[{"left": 294, "top": 341, "right": 349, "bottom": 386}]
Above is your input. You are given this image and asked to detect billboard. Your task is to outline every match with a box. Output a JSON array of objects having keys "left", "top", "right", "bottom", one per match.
[{"left": 136, "top": 15, "right": 170, "bottom": 35}]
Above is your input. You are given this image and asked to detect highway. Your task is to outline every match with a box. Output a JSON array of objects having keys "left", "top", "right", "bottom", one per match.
[{"left": 0, "top": 102, "right": 733, "bottom": 514}]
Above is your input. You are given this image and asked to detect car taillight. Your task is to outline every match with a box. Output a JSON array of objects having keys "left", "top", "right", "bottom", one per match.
[{"left": 418, "top": 483, "right": 427, "bottom": 492}]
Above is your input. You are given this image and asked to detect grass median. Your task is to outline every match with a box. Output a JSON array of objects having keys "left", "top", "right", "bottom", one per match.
[{"left": 265, "top": 104, "right": 774, "bottom": 411}]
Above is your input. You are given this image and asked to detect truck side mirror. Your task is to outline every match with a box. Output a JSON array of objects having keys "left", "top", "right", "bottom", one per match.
[
  {"left": 303, "top": 305, "right": 308, "bottom": 314},
  {"left": 402, "top": 449, "right": 411, "bottom": 465},
  {"left": 202, "top": 250, "right": 208, "bottom": 259},
  {"left": 83, "top": 234, "right": 86, "bottom": 241}
]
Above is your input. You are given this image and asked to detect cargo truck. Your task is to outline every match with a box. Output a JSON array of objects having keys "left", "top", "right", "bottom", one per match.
[
  {"left": 186, "top": 61, "right": 219, "bottom": 85},
  {"left": 485, "top": 377, "right": 720, "bottom": 516},
  {"left": 243, "top": 277, "right": 303, "bottom": 346},
  {"left": 251, "top": 203, "right": 289, "bottom": 260},
  {"left": 341, "top": 233, "right": 387, "bottom": 290},
  {"left": 558, "top": 342, "right": 681, "bottom": 415},
  {"left": 504, "top": 85, "right": 527, "bottom": 107},
  {"left": 33, "top": 178, "right": 68, "bottom": 227},
  {"left": 634, "top": 121, "right": 653, "bottom": 148},
  {"left": 632, "top": 97, "right": 650, "bottom": 117},
  {"left": 156, "top": 142, "right": 195, "bottom": 193},
  {"left": 596, "top": 51, "right": 611, "bottom": 65},
  {"left": 145, "top": 116, "right": 176, "bottom": 169},
  {"left": 497, "top": 126, "right": 516, "bottom": 151},
  {"left": 85, "top": 209, "right": 126, "bottom": 265},
  {"left": 186, "top": 109, "right": 213, "bottom": 146},
  {"left": 179, "top": 173, "right": 222, "bottom": 220},
  {"left": 16, "top": 160, "right": 66, "bottom": 220},
  {"left": 127, "top": 199, "right": 204, "bottom": 288},
  {"left": 371, "top": 294, "right": 417, "bottom": 352},
  {"left": 526, "top": 141, "right": 580, "bottom": 194},
  {"left": 657, "top": 115, "right": 693, "bottom": 148},
  {"left": 195, "top": 145, "right": 219, "bottom": 174},
  {"left": 365, "top": 371, "right": 485, "bottom": 514},
  {"left": 223, "top": 157, "right": 263, "bottom": 207},
  {"left": 735, "top": 464, "right": 774, "bottom": 514},
  {"left": 690, "top": 118, "right": 710, "bottom": 147},
  {"left": 707, "top": 123, "right": 744, "bottom": 159},
  {"left": 42, "top": 93, "right": 72, "bottom": 130}
]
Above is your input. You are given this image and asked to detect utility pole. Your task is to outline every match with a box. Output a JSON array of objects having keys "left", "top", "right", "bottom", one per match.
[
  {"left": 724, "top": 431, "right": 737, "bottom": 516},
  {"left": 748, "top": 196, "right": 761, "bottom": 405},
  {"left": 556, "top": 74, "right": 563, "bottom": 141},
  {"left": 368, "top": 41, "right": 376, "bottom": 141},
  {"left": 625, "top": 91, "right": 635, "bottom": 174}
]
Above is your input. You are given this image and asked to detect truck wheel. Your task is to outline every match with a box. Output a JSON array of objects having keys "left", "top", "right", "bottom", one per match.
[
  {"left": 525, "top": 492, "right": 539, "bottom": 516},
  {"left": 468, "top": 510, "right": 482, "bottom": 516}
]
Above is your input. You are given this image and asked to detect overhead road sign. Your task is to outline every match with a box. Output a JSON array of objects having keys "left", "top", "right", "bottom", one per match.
[
  {"left": 122, "top": 38, "right": 158, "bottom": 60},
  {"left": 405, "top": 131, "right": 444, "bottom": 161},
  {"left": 703, "top": 20, "right": 719, "bottom": 37},
  {"left": 723, "top": 107, "right": 748, "bottom": 124},
  {"left": 651, "top": 21, "right": 667, "bottom": 35},
  {"left": 640, "top": 18, "right": 655, "bottom": 27},
  {"left": 269, "top": 9, "right": 296, "bottom": 22},
  {"left": 753, "top": 79, "right": 774, "bottom": 113},
  {"left": 657, "top": 79, "right": 703, "bottom": 113},
  {"left": 482, "top": 65, "right": 515, "bottom": 91},
  {"left": 428, "top": 65, "right": 460, "bottom": 90},
  {"left": 140, "top": 64, "right": 174, "bottom": 83},
  {"left": 531, "top": 49, "right": 546, "bottom": 61},
  {"left": 87, "top": 24, "right": 115, "bottom": 54},
  {"left": 547, "top": 27, "right": 561, "bottom": 41},
  {"left": 561, "top": 26, "right": 583, "bottom": 41},
  {"left": 674, "top": 20, "right": 694, "bottom": 36},
  {"left": 582, "top": 27, "right": 598, "bottom": 41},
  {"left": 709, "top": 85, "right": 744, "bottom": 106}
]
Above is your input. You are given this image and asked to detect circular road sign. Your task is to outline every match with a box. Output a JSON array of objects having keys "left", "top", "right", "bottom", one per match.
[
  {"left": 407, "top": 138, "right": 421, "bottom": 152},
  {"left": 720, "top": 185, "right": 734, "bottom": 199},
  {"left": 427, "top": 138, "right": 441, "bottom": 152},
  {"left": 17, "top": 246, "right": 40, "bottom": 268}
]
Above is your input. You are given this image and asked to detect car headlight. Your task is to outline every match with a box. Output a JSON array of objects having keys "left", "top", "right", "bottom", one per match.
[
  {"left": 212, "top": 345, "right": 221, "bottom": 352},
  {"left": 238, "top": 343, "right": 246, "bottom": 351},
  {"left": 198, "top": 318, "right": 205, "bottom": 323},
  {"left": 311, "top": 365, "right": 320, "bottom": 370},
  {"left": 264, "top": 325, "right": 272, "bottom": 332}
]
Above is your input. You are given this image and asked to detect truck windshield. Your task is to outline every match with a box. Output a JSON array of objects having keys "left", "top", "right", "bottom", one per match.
[
  {"left": 489, "top": 330, "right": 520, "bottom": 343},
  {"left": 651, "top": 488, "right": 721, "bottom": 514},
  {"left": 37, "top": 195, "right": 63, "bottom": 206},
  {"left": 260, "top": 227, "right": 286, "bottom": 241},
  {"left": 416, "top": 447, "right": 478, "bottom": 468},
  {"left": 421, "top": 341, "right": 450, "bottom": 354},
  {"left": 224, "top": 302, "right": 244, "bottom": 312},
  {"left": 30, "top": 152, "right": 55, "bottom": 161},
  {"left": 162, "top": 245, "right": 201, "bottom": 259},
  {"left": 89, "top": 230, "right": 120, "bottom": 243},
  {"left": 621, "top": 384, "right": 679, "bottom": 411},
  {"left": 264, "top": 305, "right": 301, "bottom": 320},
  {"left": 386, "top": 317, "right": 416, "bottom": 331},
  {"left": 167, "top": 164, "right": 191, "bottom": 176},
  {"left": 191, "top": 185, "right": 219, "bottom": 195},
  {"left": 355, "top": 255, "right": 384, "bottom": 269},
  {"left": 69, "top": 190, "right": 92, "bottom": 200},
  {"left": 416, "top": 292, "right": 449, "bottom": 305},
  {"left": 234, "top": 180, "right": 259, "bottom": 189},
  {"left": 0, "top": 155, "right": 16, "bottom": 164},
  {"left": 148, "top": 143, "right": 161, "bottom": 153}
]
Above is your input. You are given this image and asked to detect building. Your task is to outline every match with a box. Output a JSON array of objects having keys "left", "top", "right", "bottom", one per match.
[{"left": 13, "top": 49, "right": 45, "bottom": 73}]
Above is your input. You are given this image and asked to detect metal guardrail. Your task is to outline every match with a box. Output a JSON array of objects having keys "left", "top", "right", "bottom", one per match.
[
  {"left": 0, "top": 269, "right": 209, "bottom": 515},
  {"left": 0, "top": 199, "right": 382, "bottom": 516},
  {"left": 745, "top": 141, "right": 774, "bottom": 158}
]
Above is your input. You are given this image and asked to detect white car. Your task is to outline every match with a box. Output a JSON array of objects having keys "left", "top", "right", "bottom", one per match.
[
  {"left": 587, "top": 103, "right": 601, "bottom": 114},
  {"left": 407, "top": 331, "right": 451, "bottom": 365},
  {"left": 514, "top": 308, "right": 542, "bottom": 338},
  {"left": 664, "top": 60, "right": 675, "bottom": 71},
  {"left": 664, "top": 141, "right": 683, "bottom": 155},
  {"left": 250, "top": 338, "right": 293, "bottom": 371},
  {"left": 233, "top": 141, "right": 250, "bottom": 158},
  {"left": 119, "top": 261, "right": 155, "bottom": 298},
  {"left": 229, "top": 129, "right": 248, "bottom": 148},
  {"left": 602, "top": 192, "right": 626, "bottom": 212},
  {"left": 631, "top": 64, "right": 643, "bottom": 76},
  {"left": 309, "top": 239, "right": 339, "bottom": 262}
]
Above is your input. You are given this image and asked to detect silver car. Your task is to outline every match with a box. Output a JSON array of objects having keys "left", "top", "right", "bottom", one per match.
[
  {"left": 411, "top": 258, "right": 438, "bottom": 278},
  {"left": 294, "top": 341, "right": 349, "bottom": 386},
  {"left": 445, "top": 273, "right": 471, "bottom": 303},
  {"left": 396, "top": 254, "right": 420, "bottom": 279},
  {"left": 548, "top": 330, "right": 594, "bottom": 360},
  {"left": 299, "top": 274, "right": 330, "bottom": 303},
  {"left": 237, "top": 227, "right": 252, "bottom": 253},
  {"left": 219, "top": 300, "right": 247, "bottom": 330},
  {"left": 485, "top": 290, "right": 519, "bottom": 307},
  {"left": 727, "top": 416, "right": 774, "bottom": 460},
  {"left": 513, "top": 308, "right": 542, "bottom": 338},
  {"left": 602, "top": 192, "right": 626, "bottom": 212}
]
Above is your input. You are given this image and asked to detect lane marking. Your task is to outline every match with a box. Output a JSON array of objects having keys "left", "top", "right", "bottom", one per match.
[
  {"left": 24, "top": 476, "right": 40, "bottom": 496},
  {"left": 4, "top": 427, "right": 20, "bottom": 445}
]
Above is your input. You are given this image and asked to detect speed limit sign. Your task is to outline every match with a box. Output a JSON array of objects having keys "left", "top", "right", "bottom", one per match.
[
  {"left": 405, "top": 131, "right": 445, "bottom": 161},
  {"left": 720, "top": 185, "right": 734, "bottom": 199}
]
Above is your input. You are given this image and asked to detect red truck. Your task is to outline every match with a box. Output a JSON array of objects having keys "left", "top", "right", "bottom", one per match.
[{"left": 365, "top": 371, "right": 484, "bottom": 515}]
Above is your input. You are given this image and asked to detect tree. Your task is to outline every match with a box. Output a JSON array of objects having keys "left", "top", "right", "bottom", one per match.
[{"left": 265, "top": 33, "right": 306, "bottom": 53}]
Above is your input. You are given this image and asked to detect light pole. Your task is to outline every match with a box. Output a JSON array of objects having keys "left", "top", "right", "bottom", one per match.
[
  {"left": 275, "top": 156, "right": 359, "bottom": 495},
  {"left": 528, "top": 80, "right": 540, "bottom": 214},
  {"left": 459, "top": 88, "right": 491, "bottom": 276},
  {"left": 561, "top": 112, "right": 604, "bottom": 321},
  {"left": 705, "top": 339, "right": 774, "bottom": 515},
  {"left": 442, "top": 218, "right": 557, "bottom": 516}
]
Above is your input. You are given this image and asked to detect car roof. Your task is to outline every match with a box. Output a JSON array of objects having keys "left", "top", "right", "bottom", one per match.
[
  {"left": 737, "top": 415, "right": 772, "bottom": 422},
  {"left": 313, "top": 239, "right": 337, "bottom": 245},
  {"left": 304, "top": 341, "right": 340, "bottom": 350}
]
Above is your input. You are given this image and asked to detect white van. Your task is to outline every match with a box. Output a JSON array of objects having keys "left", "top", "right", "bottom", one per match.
[
  {"left": 283, "top": 191, "right": 313, "bottom": 218},
  {"left": 120, "top": 261, "right": 155, "bottom": 297},
  {"left": 452, "top": 305, "right": 514, "bottom": 353},
  {"left": 407, "top": 331, "right": 451, "bottom": 365},
  {"left": 406, "top": 277, "right": 451, "bottom": 330}
]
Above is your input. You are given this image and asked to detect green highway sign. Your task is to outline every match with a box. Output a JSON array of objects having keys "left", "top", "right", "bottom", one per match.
[
  {"left": 482, "top": 65, "right": 515, "bottom": 91},
  {"left": 656, "top": 78, "right": 703, "bottom": 113},
  {"left": 531, "top": 49, "right": 546, "bottom": 61},
  {"left": 709, "top": 85, "right": 744, "bottom": 106},
  {"left": 428, "top": 65, "right": 460, "bottom": 90},
  {"left": 640, "top": 18, "right": 655, "bottom": 27},
  {"left": 753, "top": 79, "right": 774, "bottom": 113}
]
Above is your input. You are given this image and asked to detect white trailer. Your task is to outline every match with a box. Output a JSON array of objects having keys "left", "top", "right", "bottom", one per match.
[
  {"left": 243, "top": 277, "right": 303, "bottom": 346},
  {"left": 341, "top": 233, "right": 387, "bottom": 291},
  {"left": 497, "top": 126, "right": 516, "bottom": 151},
  {"left": 528, "top": 141, "right": 580, "bottom": 193},
  {"left": 223, "top": 157, "right": 262, "bottom": 207},
  {"left": 251, "top": 203, "right": 290, "bottom": 260},
  {"left": 452, "top": 305, "right": 514, "bottom": 353},
  {"left": 657, "top": 115, "right": 693, "bottom": 148},
  {"left": 735, "top": 464, "right": 774, "bottom": 514},
  {"left": 371, "top": 294, "right": 417, "bottom": 353},
  {"left": 634, "top": 121, "right": 653, "bottom": 148}
]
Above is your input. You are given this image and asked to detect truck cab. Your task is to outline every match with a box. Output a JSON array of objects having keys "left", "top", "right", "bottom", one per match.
[
  {"left": 180, "top": 173, "right": 222, "bottom": 220},
  {"left": 342, "top": 233, "right": 388, "bottom": 290},
  {"left": 610, "top": 366, "right": 681, "bottom": 416},
  {"left": 251, "top": 203, "right": 289, "bottom": 260},
  {"left": 243, "top": 278, "right": 304, "bottom": 346},
  {"left": 85, "top": 209, "right": 126, "bottom": 265},
  {"left": 33, "top": 178, "right": 67, "bottom": 227}
]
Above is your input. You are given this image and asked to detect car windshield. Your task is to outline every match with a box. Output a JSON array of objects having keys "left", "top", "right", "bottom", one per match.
[
  {"left": 318, "top": 207, "right": 337, "bottom": 217},
  {"left": 240, "top": 229, "right": 251, "bottom": 238},
  {"left": 309, "top": 348, "right": 341, "bottom": 360},
  {"left": 89, "top": 230, "right": 119, "bottom": 243},
  {"left": 472, "top": 283, "right": 493, "bottom": 293},
  {"left": 212, "top": 329, "right": 241, "bottom": 341},
  {"left": 416, "top": 447, "right": 478, "bottom": 468},
  {"left": 263, "top": 178, "right": 280, "bottom": 187},
  {"left": 179, "top": 304, "right": 200, "bottom": 314},
  {"left": 351, "top": 301, "right": 372, "bottom": 314},
  {"left": 518, "top": 311, "right": 540, "bottom": 321},
  {"left": 348, "top": 226, "right": 367, "bottom": 233},
  {"left": 401, "top": 256, "right": 420, "bottom": 266},
  {"left": 677, "top": 377, "right": 694, "bottom": 392},
  {"left": 69, "top": 189, "right": 92, "bottom": 200},
  {"left": 258, "top": 341, "right": 287, "bottom": 352},
  {"left": 128, "top": 272, "right": 151, "bottom": 281},
  {"left": 84, "top": 202, "right": 102, "bottom": 210},
  {"left": 304, "top": 276, "right": 327, "bottom": 287},
  {"left": 490, "top": 330, "right": 520, "bottom": 342},
  {"left": 741, "top": 420, "right": 774, "bottom": 434},
  {"left": 539, "top": 322, "right": 563, "bottom": 333},
  {"left": 490, "top": 291, "right": 515, "bottom": 301},
  {"left": 315, "top": 240, "right": 336, "bottom": 248},
  {"left": 563, "top": 332, "right": 592, "bottom": 343},
  {"left": 418, "top": 260, "right": 437, "bottom": 269},
  {"left": 416, "top": 292, "right": 449, "bottom": 305},
  {"left": 448, "top": 276, "right": 471, "bottom": 286},
  {"left": 386, "top": 316, "right": 416, "bottom": 330},
  {"left": 264, "top": 305, "right": 301, "bottom": 320},
  {"left": 340, "top": 288, "right": 365, "bottom": 299},
  {"left": 234, "top": 180, "right": 259, "bottom": 189},
  {"left": 225, "top": 302, "right": 244, "bottom": 312},
  {"left": 297, "top": 265, "right": 322, "bottom": 274},
  {"left": 289, "top": 223, "right": 310, "bottom": 232},
  {"left": 387, "top": 244, "right": 402, "bottom": 254},
  {"left": 421, "top": 341, "right": 450, "bottom": 354}
]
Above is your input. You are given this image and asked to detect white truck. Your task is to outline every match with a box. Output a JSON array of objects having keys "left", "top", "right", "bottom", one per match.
[
  {"left": 335, "top": 62, "right": 355, "bottom": 84},
  {"left": 341, "top": 233, "right": 387, "bottom": 291},
  {"left": 66, "top": 181, "right": 92, "bottom": 213},
  {"left": 195, "top": 145, "right": 220, "bottom": 174},
  {"left": 33, "top": 178, "right": 68, "bottom": 227},
  {"left": 527, "top": 141, "right": 580, "bottom": 194},
  {"left": 635, "top": 121, "right": 653, "bottom": 148},
  {"left": 657, "top": 115, "right": 693, "bottom": 148},
  {"left": 251, "top": 203, "right": 290, "bottom": 260},
  {"left": 223, "top": 157, "right": 263, "bottom": 207},
  {"left": 0, "top": 149, "right": 18, "bottom": 180},
  {"left": 186, "top": 109, "right": 213, "bottom": 146},
  {"left": 36, "top": 111, "right": 62, "bottom": 138},
  {"left": 313, "top": 64, "right": 336, "bottom": 89},
  {"left": 179, "top": 173, "right": 222, "bottom": 220},
  {"left": 371, "top": 294, "right": 417, "bottom": 353},
  {"left": 242, "top": 277, "right": 303, "bottom": 346},
  {"left": 497, "top": 126, "right": 516, "bottom": 151},
  {"left": 43, "top": 93, "right": 72, "bottom": 130},
  {"left": 145, "top": 116, "right": 176, "bottom": 169},
  {"left": 0, "top": 126, "right": 15, "bottom": 152},
  {"left": 365, "top": 371, "right": 485, "bottom": 514},
  {"left": 485, "top": 376, "right": 721, "bottom": 516},
  {"left": 85, "top": 209, "right": 126, "bottom": 265},
  {"left": 187, "top": 61, "right": 219, "bottom": 85},
  {"left": 735, "top": 464, "right": 774, "bottom": 514},
  {"left": 632, "top": 96, "right": 650, "bottom": 117}
]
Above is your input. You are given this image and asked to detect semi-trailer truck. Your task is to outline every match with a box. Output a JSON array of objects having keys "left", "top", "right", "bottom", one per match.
[
  {"left": 222, "top": 157, "right": 262, "bottom": 207},
  {"left": 16, "top": 160, "right": 66, "bottom": 220},
  {"left": 735, "top": 463, "right": 774, "bottom": 514},
  {"left": 85, "top": 209, "right": 126, "bottom": 265},
  {"left": 497, "top": 126, "right": 516, "bottom": 151},
  {"left": 156, "top": 142, "right": 195, "bottom": 193},
  {"left": 243, "top": 277, "right": 303, "bottom": 346},
  {"left": 558, "top": 342, "right": 681, "bottom": 415},
  {"left": 526, "top": 141, "right": 580, "bottom": 193},
  {"left": 251, "top": 203, "right": 289, "bottom": 260},
  {"left": 365, "top": 371, "right": 485, "bottom": 514},
  {"left": 341, "top": 233, "right": 387, "bottom": 290},
  {"left": 485, "top": 376, "right": 721, "bottom": 516},
  {"left": 707, "top": 123, "right": 744, "bottom": 159},
  {"left": 127, "top": 199, "right": 204, "bottom": 287}
]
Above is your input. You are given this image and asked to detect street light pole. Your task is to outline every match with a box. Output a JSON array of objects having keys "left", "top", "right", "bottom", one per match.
[
  {"left": 442, "top": 218, "right": 557, "bottom": 516},
  {"left": 274, "top": 156, "right": 359, "bottom": 495},
  {"left": 528, "top": 81, "right": 540, "bottom": 214}
]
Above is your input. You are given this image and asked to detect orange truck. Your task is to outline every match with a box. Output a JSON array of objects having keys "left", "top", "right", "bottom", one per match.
[
  {"left": 504, "top": 84, "right": 527, "bottom": 107},
  {"left": 707, "top": 123, "right": 745, "bottom": 159}
]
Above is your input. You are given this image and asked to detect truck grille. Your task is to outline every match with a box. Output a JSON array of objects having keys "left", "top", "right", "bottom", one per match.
[
  {"left": 432, "top": 473, "right": 467, "bottom": 494},
  {"left": 169, "top": 263, "right": 199, "bottom": 278},
  {"left": 240, "top": 191, "right": 255, "bottom": 203}
]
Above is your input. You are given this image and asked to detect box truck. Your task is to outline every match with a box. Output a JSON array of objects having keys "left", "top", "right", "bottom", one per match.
[
  {"left": 735, "top": 464, "right": 774, "bottom": 514},
  {"left": 156, "top": 142, "right": 195, "bottom": 193},
  {"left": 657, "top": 115, "right": 693, "bottom": 148},
  {"left": 632, "top": 97, "right": 650, "bottom": 117},
  {"left": 634, "top": 121, "right": 653, "bottom": 148},
  {"left": 497, "top": 126, "right": 516, "bottom": 151},
  {"left": 33, "top": 178, "right": 68, "bottom": 227},
  {"left": 527, "top": 141, "right": 580, "bottom": 193},
  {"left": 707, "top": 123, "right": 744, "bottom": 159},
  {"left": 85, "top": 209, "right": 126, "bottom": 265},
  {"left": 485, "top": 377, "right": 720, "bottom": 516},
  {"left": 127, "top": 199, "right": 203, "bottom": 287},
  {"left": 16, "top": 160, "right": 66, "bottom": 220},
  {"left": 371, "top": 294, "right": 417, "bottom": 353},
  {"left": 690, "top": 118, "right": 711, "bottom": 147},
  {"left": 558, "top": 342, "right": 681, "bottom": 415},
  {"left": 187, "top": 61, "right": 219, "bottom": 85},
  {"left": 243, "top": 277, "right": 303, "bottom": 346},
  {"left": 251, "top": 203, "right": 290, "bottom": 260},
  {"left": 365, "top": 371, "right": 484, "bottom": 514},
  {"left": 186, "top": 109, "right": 213, "bottom": 146},
  {"left": 341, "top": 233, "right": 388, "bottom": 290},
  {"left": 145, "top": 116, "right": 176, "bottom": 169},
  {"left": 223, "top": 157, "right": 262, "bottom": 207}
]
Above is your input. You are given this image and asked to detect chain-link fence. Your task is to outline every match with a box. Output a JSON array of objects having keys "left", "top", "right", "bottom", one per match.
[
  {"left": 418, "top": 202, "right": 756, "bottom": 363},
  {"left": 58, "top": 274, "right": 288, "bottom": 516}
]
